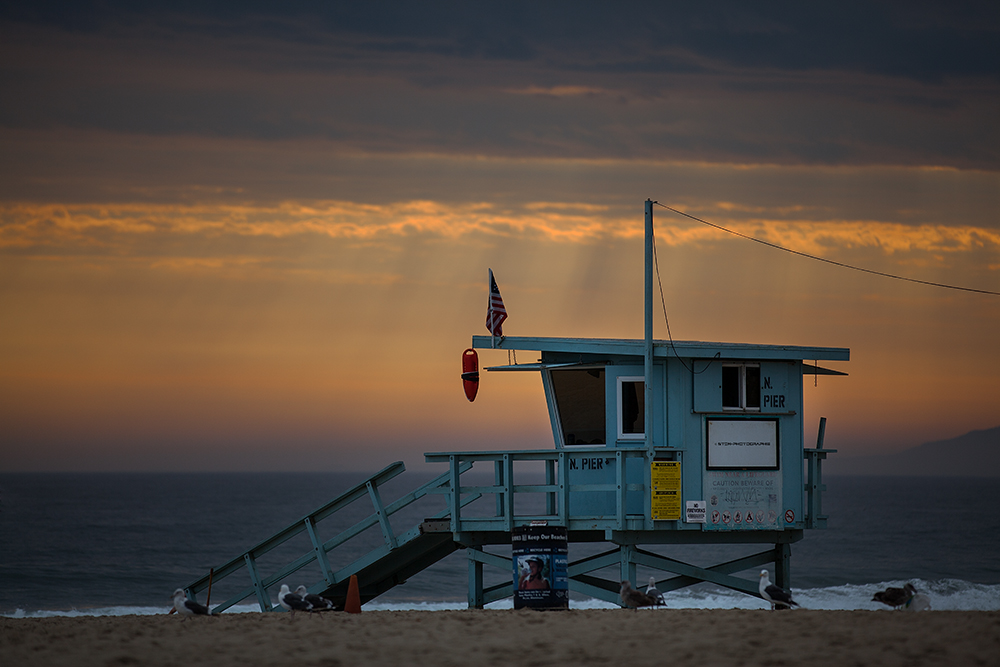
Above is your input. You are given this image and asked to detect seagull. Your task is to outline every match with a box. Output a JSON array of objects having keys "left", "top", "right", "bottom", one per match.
[
  {"left": 903, "top": 591, "right": 931, "bottom": 612},
  {"left": 620, "top": 580, "right": 656, "bottom": 610},
  {"left": 758, "top": 570, "right": 798, "bottom": 610},
  {"left": 872, "top": 583, "right": 917, "bottom": 610},
  {"left": 295, "top": 585, "right": 336, "bottom": 611},
  {"left": 171, "top": 589, "right": 211, "bottom": 619},
  {"left": 278, "top": 584, "right": 312, "bottom": 619},
  {"left": 645, "top": 576, "right": 664, "bottom": 606}
]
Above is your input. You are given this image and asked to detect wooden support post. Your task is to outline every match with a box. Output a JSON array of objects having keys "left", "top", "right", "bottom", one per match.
[
  {"left": 467, "top": 547, "right": 485, "bottom": 609},
  {"left": 464, "top": 548, "right": 514, "bottom": 607},
  {"left": 774, "top": 542, "right": 791, "bottom": 590},
  {"left": 502, "top": 454, "right": 514, "bottom": 533},
  {"left": 545, "top": 458, "right": 557, "bottom": 517},
  {"left": 620, "top": 544, "right": 637, "bottom": 592}
]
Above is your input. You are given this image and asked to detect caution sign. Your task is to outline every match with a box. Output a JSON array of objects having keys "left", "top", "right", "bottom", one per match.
[{"left": 650, "top": 461, "right": 681, "bottom": 520}]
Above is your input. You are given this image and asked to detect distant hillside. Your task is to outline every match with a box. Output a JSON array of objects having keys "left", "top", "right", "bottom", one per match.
[{"left": 826, "top": 426, "right": 1000, "bottom": 477}]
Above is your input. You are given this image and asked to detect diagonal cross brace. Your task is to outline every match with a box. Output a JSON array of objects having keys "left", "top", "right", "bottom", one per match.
[{"left": 631, "top": 547, "right": 772, "bottom": 596}]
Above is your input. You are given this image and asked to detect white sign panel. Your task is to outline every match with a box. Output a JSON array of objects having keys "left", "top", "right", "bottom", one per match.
[
  {"left": 707, "top": 420, "right": 778, "bottom": 469},
  {"left": 685, "top": 500, "right": 707, "bottom": 523},
  {"left": 703, "top": 470, "right": 782, "bottom": 531}
]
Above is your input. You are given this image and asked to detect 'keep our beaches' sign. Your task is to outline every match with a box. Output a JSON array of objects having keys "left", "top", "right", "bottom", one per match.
[{"left": 512, "top": 525, "right": 568, "bottom": 610}]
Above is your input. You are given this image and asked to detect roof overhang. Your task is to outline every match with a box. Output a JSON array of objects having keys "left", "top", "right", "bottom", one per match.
[
  {"left": 472, "top": 335, "right": 850, "bottom": 363},
  {"left": 802, "top": 362, "right": 848, "bottom": 376},
  {"left": 484, "top": 362, "right": 601, "bottom": 372}
]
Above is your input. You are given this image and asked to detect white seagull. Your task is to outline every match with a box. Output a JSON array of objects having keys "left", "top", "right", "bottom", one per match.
[
  {"left": 295, "top": 585, "right": 336, "bottom": 611},
  {"left": 903, "top": 591, "right": 932, "bottom": 612},
  {"left": 171, "top": 588, "right": 211, "bottom": 619},
  {"left": 278, "top": 584, "right": 312, "bottom": 619},
  {"left": 645, "top": 576, "right": 665, "bottom": 606},
  {"left": 619, "top": 580, "right": 656, "bottom": 610},
  {"left": 758, "top": 570, "right": 798, "bottom": 610}
]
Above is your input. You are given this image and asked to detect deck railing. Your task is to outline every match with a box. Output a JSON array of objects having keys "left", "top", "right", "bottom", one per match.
[
  {"left": 804, "top": 417, "right": 836, "bottom": 529},
  {"left": 424, "top": 447, "right": 681, "bottom": 534},
  {"left": 427, "top": 444, "right": 834, "bottom": 534}
]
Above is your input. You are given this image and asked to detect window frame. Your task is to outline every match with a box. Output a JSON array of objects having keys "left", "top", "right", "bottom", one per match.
[
  {"left": 721, "top": 363, "right": 761, "bottom": 412},
  {"left": 616, "top": 375, "right": 646, "bottom": 440},
  {"left": 547, "top": 366, "right": 607, "bottom": 447}
]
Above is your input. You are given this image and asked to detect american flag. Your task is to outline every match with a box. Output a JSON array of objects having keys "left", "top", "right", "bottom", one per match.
[{"left": 486, "top": 268, "right": 507, "bottom": 337}]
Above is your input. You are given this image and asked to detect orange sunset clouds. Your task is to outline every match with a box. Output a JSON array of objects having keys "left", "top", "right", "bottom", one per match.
[{"left": 1, "top": 4, "right": 998, "bottom": 471}]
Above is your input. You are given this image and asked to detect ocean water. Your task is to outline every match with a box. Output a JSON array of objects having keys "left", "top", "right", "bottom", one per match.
[{"left": 1, "top": 471, "right": 998, "bottom": 616}]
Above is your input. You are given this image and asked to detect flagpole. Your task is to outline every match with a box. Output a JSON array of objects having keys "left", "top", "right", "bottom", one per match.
[
  {"left": 489, "top": 268, "right": 496, "bottom": 349},
  {"left": 644, "top": 199, "right": 654, "bottom": 452},
  {"left": 487, "top": 268, "right": 507, "bottom": 348}
]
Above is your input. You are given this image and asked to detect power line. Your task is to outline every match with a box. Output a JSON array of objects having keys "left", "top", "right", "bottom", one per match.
[
  {"left": 654, "top": 202, "right": 1000, "bottom": 297},
  {"left": 651, "top": 220, "right": 717, "bottom": 374}
]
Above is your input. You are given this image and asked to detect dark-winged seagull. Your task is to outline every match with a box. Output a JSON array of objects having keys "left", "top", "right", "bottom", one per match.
[
  {"left": 620, "top": 580, "right": 656, "bottom": 610},
  {"left": 645, "top": 576, "right": 665, "bottom": 606},
  {"left": 172, "top": 588, "right": 211, "bottom": 619},
  {"left": 295, "top": 585, "right": 336, "bottom": 611},
  {"left": 758, "top": 570, "right": 798, "bottom": 610},
  {"left": 278, "top": 584, "right": 312, "bottom": 619},
  {"left": 872, "top": 583, "right": 917, "bottom": 610}
]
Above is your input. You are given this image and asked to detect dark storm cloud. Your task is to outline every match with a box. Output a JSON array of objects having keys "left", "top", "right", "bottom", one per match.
[
  {"left": 5, "top": 1, "right": 998, "bottom": 78},
  {"left": 1, "top": 1, "right": 998, "bottom": 167}
]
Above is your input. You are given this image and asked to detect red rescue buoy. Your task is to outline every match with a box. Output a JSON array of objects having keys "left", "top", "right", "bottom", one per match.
[{"left": 461, "top": 348, "right": 479, "bottom": 402}]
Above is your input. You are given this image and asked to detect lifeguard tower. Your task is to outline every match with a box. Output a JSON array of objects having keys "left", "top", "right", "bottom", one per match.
[{"left": 179, "top": 200, "right": 847, "bottom": 611}]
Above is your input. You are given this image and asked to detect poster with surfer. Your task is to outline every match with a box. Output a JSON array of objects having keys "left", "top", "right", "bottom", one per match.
[{"left": 512, "top": 525, "right": 568, "bottom": 609}]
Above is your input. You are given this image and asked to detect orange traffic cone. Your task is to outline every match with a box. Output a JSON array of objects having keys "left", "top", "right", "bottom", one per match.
[{"left": 345, "top": 574, "right": 362, "bottom": 614}]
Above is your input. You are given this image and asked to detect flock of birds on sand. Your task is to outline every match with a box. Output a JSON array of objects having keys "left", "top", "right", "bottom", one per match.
[
  {"left": 172, "top": 571, "right": 931, "bottom": 618},
  {"left": 170, "top": 585, "right": 337, "bottom": 620},
  {"left": 619, "top": 571, "right": 930, "bottom": 612}
]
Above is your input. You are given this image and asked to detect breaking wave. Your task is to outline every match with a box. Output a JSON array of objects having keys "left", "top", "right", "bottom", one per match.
[{"left": 6, "top": 579, "right": 998, "bottom": 617}]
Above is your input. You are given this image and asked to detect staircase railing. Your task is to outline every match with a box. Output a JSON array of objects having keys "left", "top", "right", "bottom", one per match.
[{"left": 181, "top": 460, "right": 474, "bottom": 613}]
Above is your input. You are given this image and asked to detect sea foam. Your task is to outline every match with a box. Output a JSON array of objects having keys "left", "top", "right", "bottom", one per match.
[{"left": 6, "top": 579, "right": 998, "bottom": 617}]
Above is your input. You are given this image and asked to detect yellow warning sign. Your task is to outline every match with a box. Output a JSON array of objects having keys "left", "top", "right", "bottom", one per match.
[{"left": 650, "top": 461, "right": 681, "bottom": 520}]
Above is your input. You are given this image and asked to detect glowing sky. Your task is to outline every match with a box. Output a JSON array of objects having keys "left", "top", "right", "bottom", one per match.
[{"left": 1, "top": 3, "right": 998, "bottom": 471}]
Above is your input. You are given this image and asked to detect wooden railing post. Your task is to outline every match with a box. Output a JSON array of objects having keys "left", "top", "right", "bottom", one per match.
[
  {"left": 449, "top": 455, "right": 461, "bottom": 533},
  {"left": 304, "top": 516, "right": 335, "bottom": 584},
  {"left": 244, "top": 552, "right": 270, "bottom": 612},
  {"left": 616, "top": 450, "right": 626, "bottom": 530},
  {"left": 367, "top": 480, "right": 398, "bottom": 550}
]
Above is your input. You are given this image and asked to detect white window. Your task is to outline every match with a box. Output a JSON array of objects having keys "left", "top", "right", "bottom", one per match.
[
  {"left": 617, "top": 376, "right": 645, "bottom": 439},
  {"left": 722, "top": 364, "right": 760, "bottom": 411}
]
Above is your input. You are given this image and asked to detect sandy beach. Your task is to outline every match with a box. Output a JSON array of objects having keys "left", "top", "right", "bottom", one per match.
[{"left": 3, "top": 609, "right": 999, "bottom": 667}]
